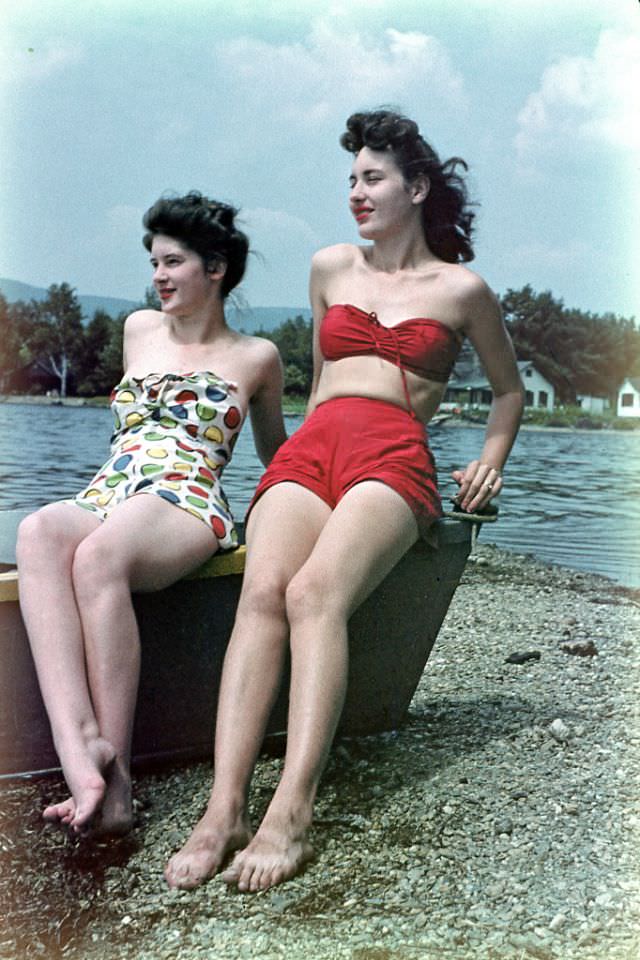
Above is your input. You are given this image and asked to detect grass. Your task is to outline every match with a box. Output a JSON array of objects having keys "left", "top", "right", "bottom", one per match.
[{"left": 520, "top": 405, "right": 640, "bottom": 430}]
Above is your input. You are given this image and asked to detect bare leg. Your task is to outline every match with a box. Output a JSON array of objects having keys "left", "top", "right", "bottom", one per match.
[
  {"left": 222, "top": 481, "right": 419, "bottom": 891},
  {"left": 18, "top": 497, "right": 218, "bottom": 836},
  {"left": 70, "top": 495, "right": 218, "bottom": 834},
  {"left": 16, "top": 505, "right": 115, "bottom": 830},
  {"left": 165, "top": 484, "right": 331, "bottom": 889}
]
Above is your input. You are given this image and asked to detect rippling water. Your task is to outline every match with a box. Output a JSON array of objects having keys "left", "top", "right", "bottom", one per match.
[{"left": 1, "top": 402, "right": 639, "bottom": 587}]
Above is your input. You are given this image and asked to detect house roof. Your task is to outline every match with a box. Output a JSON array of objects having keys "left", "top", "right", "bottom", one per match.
[
  {"left": 449, "top": 360, "right": 551, "bottom": 392},
  {"left": 620, "top": 377, "right": 640, "bottom": 393}
]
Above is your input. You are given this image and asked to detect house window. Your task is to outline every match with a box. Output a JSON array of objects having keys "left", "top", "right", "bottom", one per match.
[
  {"left": 539, "top": 390, "right": 548, "bottom": 408},
  {"left": 525, "top": 390, "right": 534, "bottom": 406},
  {"left": 621, "top": 393, "right": 635, "bottom": 408},
  {"left": 481, "top": 390, "right": 492, "bottom": 405},
  {"left": 525, "top": 368, "right": 532, "bottom": 377}
]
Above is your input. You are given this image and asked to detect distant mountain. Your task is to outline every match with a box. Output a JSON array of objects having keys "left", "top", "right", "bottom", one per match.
[
  {"left": 0, "top": 277, "right": 139, "bottom": 320},
  {"left": 0, "top": 277, "right": 310, "bottom": 331}
]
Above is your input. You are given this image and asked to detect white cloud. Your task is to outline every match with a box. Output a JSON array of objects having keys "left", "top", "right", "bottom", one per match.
[
  {"left": 515, "top": 27, "right": 640, "bottom": 159},
  {"left": 214, "top": 20, "right": 468, "bottom": 129}
]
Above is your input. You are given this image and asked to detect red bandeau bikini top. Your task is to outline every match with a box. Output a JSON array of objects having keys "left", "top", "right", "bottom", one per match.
[{"left": 319, "top": 303, "right": 463, "bottom": 383}]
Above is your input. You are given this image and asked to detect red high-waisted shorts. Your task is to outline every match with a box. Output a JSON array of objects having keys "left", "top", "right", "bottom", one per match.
[{"left": 247, "top": 397, "right": 442, "bottom": 539}]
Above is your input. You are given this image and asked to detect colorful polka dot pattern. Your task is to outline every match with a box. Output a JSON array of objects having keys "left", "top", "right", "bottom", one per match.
[{"left": 64, "top": 371, "right": 245, "bottom": 549}]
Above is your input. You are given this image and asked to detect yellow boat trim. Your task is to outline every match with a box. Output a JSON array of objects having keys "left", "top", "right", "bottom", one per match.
[{"left": 0, "top": 546, "right": 247, "bottom": 605}]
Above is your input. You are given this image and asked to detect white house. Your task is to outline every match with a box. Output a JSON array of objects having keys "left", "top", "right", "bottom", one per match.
[
  {"left": 445, "top": 361, "right": 555, "bottom": 409},
  {"left": 577, "top": 395, "right": 609, "bottom": 414},
  {"left": 617, "top": 377, "right": 640, "bottom": 418},
  {"left": 518, "top": 362, "right": 555, "bottom": 409}
]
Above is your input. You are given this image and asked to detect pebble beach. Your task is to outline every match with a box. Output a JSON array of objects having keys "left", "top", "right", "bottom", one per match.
[{"left": 1, "top": 543, "right": 638, "bottom": 960}]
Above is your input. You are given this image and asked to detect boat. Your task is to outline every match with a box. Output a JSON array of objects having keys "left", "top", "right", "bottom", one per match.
[
  {"left": 429, "top": 412, "right": 452, "bottom": 426},
  {"left": 0, "top": 508, "right": 482, "bottom": 778}
]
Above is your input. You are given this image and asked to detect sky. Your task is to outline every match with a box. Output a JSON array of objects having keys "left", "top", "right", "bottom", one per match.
[{"left": 1, "top": 0, "right": 639, "bottom": 319}]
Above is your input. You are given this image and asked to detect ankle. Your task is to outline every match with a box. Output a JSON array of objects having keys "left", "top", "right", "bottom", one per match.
[{"left": 204, "top": 791, "right": 248, "bottom": 825}]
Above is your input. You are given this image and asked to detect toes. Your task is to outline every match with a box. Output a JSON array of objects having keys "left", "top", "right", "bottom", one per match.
[
  {"left": 221, "top": 861, "right": 241, "bottom": 886},
  {"left": 165, "top": 863, "right": 198, "bottom": 890},
  {"left": 43, "top": 799, "right": 76, "bottom": 824}
]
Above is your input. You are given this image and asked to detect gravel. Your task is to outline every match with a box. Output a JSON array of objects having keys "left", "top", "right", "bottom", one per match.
[{"left": 1, "top": 544, "right": 638, "bottom": 960}]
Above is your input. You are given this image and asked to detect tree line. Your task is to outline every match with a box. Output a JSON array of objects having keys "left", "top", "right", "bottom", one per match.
[{"left": 0, "top": 282, "right": 638, "bottom": 402}]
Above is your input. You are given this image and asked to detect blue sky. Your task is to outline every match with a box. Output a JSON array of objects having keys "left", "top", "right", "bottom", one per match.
[{"left": 1, "top": 0, "right": 638, "bottom": 319}]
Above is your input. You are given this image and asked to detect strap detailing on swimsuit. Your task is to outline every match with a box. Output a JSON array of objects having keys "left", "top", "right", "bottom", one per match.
[{"left": 368, "top": 311, "right": 417, "bottom": 419}]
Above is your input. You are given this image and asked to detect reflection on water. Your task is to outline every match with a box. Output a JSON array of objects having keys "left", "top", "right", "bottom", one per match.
[{"left": 1, "top": 403, "right": 639, "bottom": 587}]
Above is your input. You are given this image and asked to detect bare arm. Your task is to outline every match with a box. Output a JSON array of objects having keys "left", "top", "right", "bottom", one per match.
[
  {"left": 452, "top": 280, "right": 524, "bottom": 512},
  {"left": 305, "top": 249, "right": 332, "bottom": 418},
  {"left": 248, "top": 339, "right": 288, "bottom": 467}
]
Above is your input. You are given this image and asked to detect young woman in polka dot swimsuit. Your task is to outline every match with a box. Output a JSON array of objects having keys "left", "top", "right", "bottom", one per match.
[{"left": 16, "top": 192, "right": 286, "bottom": 837}]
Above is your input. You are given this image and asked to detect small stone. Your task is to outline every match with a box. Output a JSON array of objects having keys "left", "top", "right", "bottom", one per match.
[
  {"left": 550, "top": 718, "right": 570, "bottom": 742},
  {"left": 549, "top": 913, "right": 566, "bottom": 931},
  {"left": 505, "top": 650, "right": 542, "bottom": 664},
  {"left": 495, "top": 817, "right": 513, "bottom": 835},
  {"left": 561, "top": 639, "right": 598, "bottom": 657}
]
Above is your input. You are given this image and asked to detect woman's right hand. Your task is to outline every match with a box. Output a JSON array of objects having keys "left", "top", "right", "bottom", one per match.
[{"left": 451, "top": 460, "right": 502, "bottom": 513}]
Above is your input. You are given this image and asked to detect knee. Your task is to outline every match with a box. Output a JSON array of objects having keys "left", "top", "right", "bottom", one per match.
[
  {"left": 286, "top": 568, "right": 339, "bottom": 625},
  {"left": 237, "top": 570, "right": 288, "bottom": 622},
  {"left": 16, "top": 505, "right": 71, "bottom": 567},
  {"left": 71, "top": 536, "right": 128, "bottom": 601}
]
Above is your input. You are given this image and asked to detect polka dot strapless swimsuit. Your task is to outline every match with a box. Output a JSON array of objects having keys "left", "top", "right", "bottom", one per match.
[{"left": 65, "top": 371, "right": 245, "bottom": 549}]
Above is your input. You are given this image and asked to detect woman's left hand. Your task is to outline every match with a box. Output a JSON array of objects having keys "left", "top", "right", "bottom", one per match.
[{"left": 451, "top": 460, "right": 502, "bottom": 513}]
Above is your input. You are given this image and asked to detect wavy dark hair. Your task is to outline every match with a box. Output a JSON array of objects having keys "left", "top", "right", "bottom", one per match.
[
  {"left": 142, "top": 192, "right": 249, "bottom": 297},
  {"left": 340, "top": 109, "right": 475, "bottom": 263}
]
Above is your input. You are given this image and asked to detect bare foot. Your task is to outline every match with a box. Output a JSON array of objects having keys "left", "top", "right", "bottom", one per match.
[
  {"left": 93, "top": 758, "right": 134, "bottom": 837},
  {"left": 165, "top": 810, "right": 252, "bottom": 890},
  {"left": 46, "top": 736, "right": 117, "bottom": 835},
  {"left": 44, "top": 761, "right": 133, "bottom": 839},
  {"left": 221, "top": 819, "right": 313, "bottom": 892},
  {"left": 43, "top": 797, "right": 76, "bottom": 826}
]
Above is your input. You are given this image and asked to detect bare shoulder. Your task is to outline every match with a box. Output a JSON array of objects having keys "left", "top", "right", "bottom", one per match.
[
  {"left": 438, "top": 264, "right": 500, "bottom": 327},
  {"left": 232, "top": 331, "right": 281, "bottom": 372},
  {"left": 124, "top": 308, "right": 164, "bottom": 333},
  {"left": 311, "top": 243, "right": 359, "bottom": 276},
  {"left": 439, "top": 263, "right": 496, "bottom": 302}
]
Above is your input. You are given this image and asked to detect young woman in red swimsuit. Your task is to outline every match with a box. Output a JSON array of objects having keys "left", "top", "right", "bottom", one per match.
[{"left": 166, "top": 110, "right": 525, "bottom": 892}]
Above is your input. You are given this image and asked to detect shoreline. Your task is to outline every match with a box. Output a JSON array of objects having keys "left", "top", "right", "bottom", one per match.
[
  {"left": 2, "top": 395, "right": 638, "bottom": 433},
  {"left": 0, "top": 543, "right": 638, "bottom": 960}
]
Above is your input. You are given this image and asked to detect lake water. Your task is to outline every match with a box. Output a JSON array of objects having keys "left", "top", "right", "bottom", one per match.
[{"left": 1, "top": 402, "right": 639, "bottom": 587}]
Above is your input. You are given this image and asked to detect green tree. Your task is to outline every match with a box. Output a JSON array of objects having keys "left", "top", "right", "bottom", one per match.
[
  {"left": 94, "top": 313, "right": 125, "bottom": 392},
  {"left": 25, "top": 283, "right": 84, "bottom": 397},
  {"left": 75, "top": 309, "right": 125, "bottom": 396},
  {"left": 75, "top": 309, "right": 112, "bottom": 394},
  {"left": 0, "top": 294, "right": 28, "bottom": 392},
  {"left": 0, "top": 299, "right": 43, "bottom": 393},
  {"left": 501, "top": 285, "right": 639, "bottom": 404},
  {"left": 258, "top": 315, "right": 313, "bottom": 396}
]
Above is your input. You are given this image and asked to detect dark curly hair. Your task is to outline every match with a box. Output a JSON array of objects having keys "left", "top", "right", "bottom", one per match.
[
  {"left": 340, "top": 109, "right": 475, "bottom": 263},
  {"left": 142, "top": 192, "right": 249, "bottom": 298}
]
